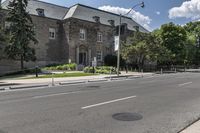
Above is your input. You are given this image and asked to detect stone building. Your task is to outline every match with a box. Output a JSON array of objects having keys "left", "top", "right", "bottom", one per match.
[{"left": 0, "top": 0, "right": 148, "bottom": 74}]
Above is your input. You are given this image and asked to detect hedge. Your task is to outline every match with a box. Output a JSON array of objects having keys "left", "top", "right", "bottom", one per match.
[
  {"left": 43, "top": 63, "right": 77, "bottom": 71},
  {"left": 83, "top": 66, "right": 117, "bottom": 74}
]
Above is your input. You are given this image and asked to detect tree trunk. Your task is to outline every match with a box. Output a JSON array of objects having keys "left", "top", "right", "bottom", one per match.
[{"left": 20, "top": 55, "right": 24, "bottom": 70}]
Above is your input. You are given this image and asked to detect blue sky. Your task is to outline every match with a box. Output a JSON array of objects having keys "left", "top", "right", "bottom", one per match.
[{"left": 3, "top": 0, "right": 200, "bottom": 31}]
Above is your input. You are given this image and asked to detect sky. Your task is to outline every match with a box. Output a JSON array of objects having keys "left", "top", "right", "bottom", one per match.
[{"left": 2, "top": 0, "right": 200, "bottom": 31}]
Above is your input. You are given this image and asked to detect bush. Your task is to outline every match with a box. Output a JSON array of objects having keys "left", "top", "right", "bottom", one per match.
[
  {"left": 43, "top": 63, "right": 77, "bottom": 71},
  {"left": 84, "top": 66, "right": 116, "bottom": 74},
  {"left": 104, "top": 55, "right": 117, "bottom": 66},
  {"left": 83, "top": 67, "right": 95, "bottom": 73}
]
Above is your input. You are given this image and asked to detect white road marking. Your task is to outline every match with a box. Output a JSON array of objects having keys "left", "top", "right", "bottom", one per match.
[
  {"left": 33, "top": 91, "right": 82, "bottom": 99},
  {"left": 178, "top": 82, "right": 192, "bottom": 87},
  {"left": 81, "top": 95, "right": 136, "bottom": 109}
]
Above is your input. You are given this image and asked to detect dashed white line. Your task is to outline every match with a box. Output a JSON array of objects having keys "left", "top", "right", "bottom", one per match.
[
  {"left": 178, "top": 82, "right": 192, "bottom": 87},
  {"left": 81, "top": 95, "right": 137, "bottom": 109}
]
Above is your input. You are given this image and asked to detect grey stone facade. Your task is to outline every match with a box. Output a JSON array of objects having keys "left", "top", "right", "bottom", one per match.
[{"left": 0, "top": 0, "right": 148, "bottom": 75}]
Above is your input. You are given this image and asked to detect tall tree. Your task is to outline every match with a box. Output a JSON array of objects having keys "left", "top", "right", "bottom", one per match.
[
  {"left": 0, "top": 4, "right": 6, "bottom": 52},
  {"left": 121, "top": 32, "right": 159, "bottom": 70},
  {"left": 5, "top": 0, "right": 38, "bottom": 69},
  {"left": 184, "top": 21, "right": 200, "bottom": 65},
  {"left": 159, "top": 22, "right": 187, "bottom": 65}
]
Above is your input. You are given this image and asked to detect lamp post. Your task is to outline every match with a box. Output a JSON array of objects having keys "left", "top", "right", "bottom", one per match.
[{"left": 117, "top": 2, "right": 145, "bottom": 77}]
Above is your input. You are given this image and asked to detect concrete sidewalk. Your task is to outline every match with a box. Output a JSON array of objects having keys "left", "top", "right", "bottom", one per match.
[
  {"left": 180, "top": 120, "right": 200, "bottom": 133},
  {"left": 0, "top": 72, "right": 154, "bottom": 89}
]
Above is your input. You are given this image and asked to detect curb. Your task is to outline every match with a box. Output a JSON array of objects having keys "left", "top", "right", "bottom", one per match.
[
  {"left": 88, "top": 79, "right": 108, "bottom": 82},
  {"left": 178, "top": 117, "right": 200, "bottom": 133},
  {"left": 0, "top": 74, "right": 152, "bottom": 91},
  {"left": 59, "top": 81, "right": 86, "bottom": 85},
  {"left": 9, "top": 84, "right": 49, "bottom": 90}
]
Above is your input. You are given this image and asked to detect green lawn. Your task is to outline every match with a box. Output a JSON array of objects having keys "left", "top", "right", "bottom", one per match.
[{"left": 27, "top": 72, "right": 98, "bottom": 79}]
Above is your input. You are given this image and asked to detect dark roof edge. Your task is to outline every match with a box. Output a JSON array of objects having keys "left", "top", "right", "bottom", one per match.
[{"left": 72, "top": 3, "right": 133, "bottom": 20}]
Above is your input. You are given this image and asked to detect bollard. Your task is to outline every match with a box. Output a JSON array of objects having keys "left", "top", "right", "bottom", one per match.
[
  {"left": 175, "top": 68, "right": 177, "bottom": 73},
  {"left": 161, "top": 68, "right": 163, "bottom": 75},
  {"left": 110, "top": 68, "right": 112, "bottom": 81},
  {"left": 141, "top": 69, "right": 144, "bottom": 77},
  {"left": 51, "top": 73, "right": 55, "bottom": 86}
]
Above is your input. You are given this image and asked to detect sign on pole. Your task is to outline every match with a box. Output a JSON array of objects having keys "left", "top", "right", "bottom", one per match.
[
  {"left": 114, "top": 36, "right": 119, "bottom": 51},
  {"left": 92, "top": 57, "right": 97, "bottom": 67},
  {"left": 92, "top": 61, "right": 97, "bottom": 67}
]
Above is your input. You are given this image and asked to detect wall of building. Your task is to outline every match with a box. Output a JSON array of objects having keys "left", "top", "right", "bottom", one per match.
[
  {"left": 0, "top": 12, "right": 69, "bottom": 75},
  {"left": 65, "top": 18, "right": 115, "bottom": 66}
]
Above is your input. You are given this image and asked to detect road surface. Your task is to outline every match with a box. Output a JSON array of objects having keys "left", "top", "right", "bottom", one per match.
[{"left": 0, "top": 73, "right": 200, "bottom": 133}]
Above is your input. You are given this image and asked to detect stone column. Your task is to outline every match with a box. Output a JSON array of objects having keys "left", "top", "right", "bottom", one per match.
[
  {"left": 76, "top": 47, "right": 79, "bottom": 65},
  {"left": 88, "top": 49, "right": 91, "bottom": 66}
]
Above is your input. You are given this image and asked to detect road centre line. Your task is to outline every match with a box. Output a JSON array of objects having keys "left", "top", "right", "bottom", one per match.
[
  {"left": 81, "top": 95, "right": 137, "bottom": 109},
  {"left": 178, "top": 82, "right": 192, "bottom": 87}
]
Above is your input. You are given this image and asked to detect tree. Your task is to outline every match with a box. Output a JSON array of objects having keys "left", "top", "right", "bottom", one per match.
[
  {"left": 184, "top": 22, "right": 200, "bottom": 65},
  {"left": 5, "top": 0, "right": 38, "bottom": 69},
  {"left": 0, "top": 6, "right": 6, "bottom": 54},
  {"left": 121, "top": 32, "right": 158, "bottom": 70},
  {"left": 160, "top": 22, "right": 187, "bottom": 65},
  {"left": 152, "top": 29, "right": 175, "bottom": 66}
]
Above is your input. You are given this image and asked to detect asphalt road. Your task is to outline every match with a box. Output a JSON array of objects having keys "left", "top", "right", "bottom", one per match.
[{"left": 0, "top": 73, "right": 200, "bottom": 133}]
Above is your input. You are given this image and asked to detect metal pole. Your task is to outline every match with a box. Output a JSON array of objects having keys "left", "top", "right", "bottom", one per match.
[
  {"left": 110, "top": 67, "right": 112, "bottom": 81},
  {"left": 52, "top": 73, "right": 55, "bottom": 86},
  {"left": 117, "top": 14, "right": 121, "bottom": 77}
]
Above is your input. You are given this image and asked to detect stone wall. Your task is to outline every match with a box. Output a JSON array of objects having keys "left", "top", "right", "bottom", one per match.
[
  {"left": 0, "top": 12, "right": 69, "bottom": 75},
  {"left": 65, "top": 18, "right": 115, "bottom": 66}
]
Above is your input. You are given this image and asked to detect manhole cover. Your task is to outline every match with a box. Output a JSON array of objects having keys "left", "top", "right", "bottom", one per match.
[{"left": 112, "top": 113, "right": 143, "bottom": 121}]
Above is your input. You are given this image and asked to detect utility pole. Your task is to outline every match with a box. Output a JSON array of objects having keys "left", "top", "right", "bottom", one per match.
[
  {"left": 116, "top": 2, "right": 145, "bottom": 77},
  {"left": 117, "top": 14, "right": 121, "bottom": 76}
]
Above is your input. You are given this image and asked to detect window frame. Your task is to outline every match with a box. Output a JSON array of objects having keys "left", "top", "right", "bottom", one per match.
[
  {"left": 97, "top": 32, "right": 103, "bottom": 42},
  {"left": 80, "top": 28, "right": 86, "bottom": 40},
  {"left": 97, "top": 50, "right": 102, "bottom": 61},
  {"left": 49, "top": 28, "right": 56, "bottom": 40}
]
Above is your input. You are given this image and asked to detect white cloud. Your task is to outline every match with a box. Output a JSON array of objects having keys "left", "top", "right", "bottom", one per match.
[
  {"left": 156, "top": 11, "right": 160, "bottom": 15},
  {"left": 169, "top": 0, "right": 200, "bottom": 20},
  {"left": 98, "top": 5, "right": 152, "bottom": 31}
]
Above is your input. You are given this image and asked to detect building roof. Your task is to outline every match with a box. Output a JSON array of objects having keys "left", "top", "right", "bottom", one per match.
[
  {"left": 2, "top": 0, "right": 149, "bottom": 32},
  {"left": 64, "top": 4, "right": 148, "bottom": 33},
  {"left": 2, "top": 0, "right": 69, "bottom": 20}
]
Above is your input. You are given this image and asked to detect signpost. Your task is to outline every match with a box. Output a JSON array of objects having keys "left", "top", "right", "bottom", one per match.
[{"left": 92, "top": 57, "right": 97, "bottom": 74}]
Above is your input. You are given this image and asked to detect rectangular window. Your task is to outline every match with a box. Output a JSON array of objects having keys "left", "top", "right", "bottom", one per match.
[
  {"left": 49, "top": 28, "right": 56, "bottom": 39},
  {"left": 97, "top": 32, "right": 103, "bottom": 42},
  {"left": 97, "top": 51, "right": 102, "bottom": 61},
  {"left": 80, "top": 29, "right": 86, "bottom": 40}
]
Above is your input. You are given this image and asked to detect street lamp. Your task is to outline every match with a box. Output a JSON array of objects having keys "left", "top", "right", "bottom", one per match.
[{"left": 117, "top": 2, "right": 145, "bottom": 77}]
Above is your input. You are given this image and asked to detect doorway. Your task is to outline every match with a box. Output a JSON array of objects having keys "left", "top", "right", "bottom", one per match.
[{"left": 79, "top": 52, "right": 86, "bottom": 65}]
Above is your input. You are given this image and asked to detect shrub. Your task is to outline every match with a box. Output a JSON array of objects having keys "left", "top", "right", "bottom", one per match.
[
  {"left": 84, "top": 66, "right": 116, "bottom": 74},
  {"left": 43, "top": 63, "right": 77, "bottom": 71},
  {"left": 68, "top": 63, "right": 77, "bottom": 70}
]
